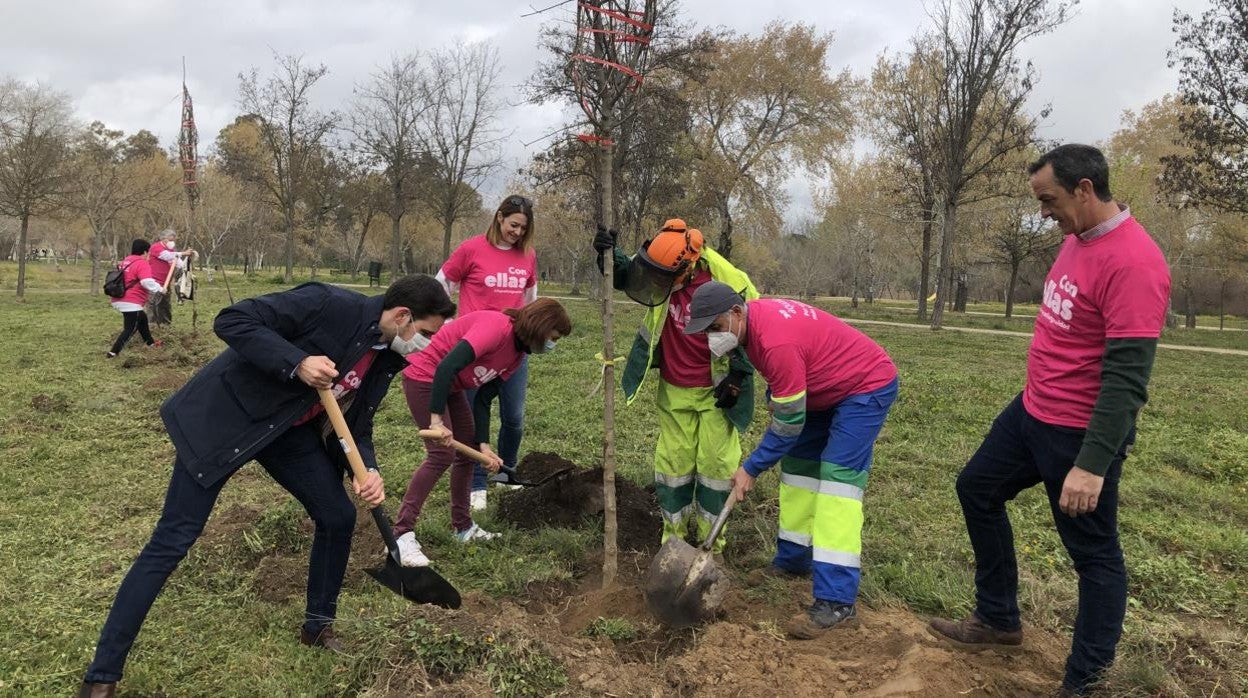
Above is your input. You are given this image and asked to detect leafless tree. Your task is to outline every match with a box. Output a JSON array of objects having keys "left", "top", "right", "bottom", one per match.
[
  {"left": 984, "top": 198, "right": 1060, "bottom": 317},
  {"left": 416, "top": 43, "right": 506, "bottom": 261},
  {"left": 0, "top": 79, "right": 75, "bottom": 300},
  {"left": 347, "top": 54, "right": 428, "bottom": 280},
  {"left": 236, "top": 53, "right": 337, "bottom": 283},
  {"left": 926, "top": 0, "right": 1070, "bottom": 328}
]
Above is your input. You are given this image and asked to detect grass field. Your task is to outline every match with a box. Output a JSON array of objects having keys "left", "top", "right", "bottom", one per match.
[{"left": 0, "top": 262, "right": 1244, "bottom": 696}]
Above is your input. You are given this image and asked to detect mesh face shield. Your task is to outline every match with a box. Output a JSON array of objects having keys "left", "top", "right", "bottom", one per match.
[{"left": 623, "top": 245, "right": 686, "bottom": 307}]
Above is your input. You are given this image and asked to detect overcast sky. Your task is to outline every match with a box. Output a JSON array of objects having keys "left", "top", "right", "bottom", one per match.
[{"left": 0, "top": 0, "right": 1209, "bottom": 219}]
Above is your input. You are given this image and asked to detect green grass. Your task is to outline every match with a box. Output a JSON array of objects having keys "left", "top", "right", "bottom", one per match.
[{"left": 0, "top": 261, "right": 1244, "bottom": 695}]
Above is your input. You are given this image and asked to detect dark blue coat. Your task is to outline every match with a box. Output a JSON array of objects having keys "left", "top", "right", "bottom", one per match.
[{"left": 161, "top": 283, "right": 407, "bottom": 489}]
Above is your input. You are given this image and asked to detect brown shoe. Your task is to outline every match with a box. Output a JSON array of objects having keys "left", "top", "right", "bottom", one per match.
[
  {"left": 927, "top": 615, "right": 1023, "bottom": 652},
  {"left": 299, "top": 625, "right": 345, "bottom": 653},
  {"left": 76, "top": 682, "right": 117, "bottom": 698}
]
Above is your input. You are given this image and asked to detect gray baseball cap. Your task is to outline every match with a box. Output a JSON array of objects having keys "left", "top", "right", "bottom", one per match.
[{"left": 684, "top": 280, "right": 745, "bottom": 334}]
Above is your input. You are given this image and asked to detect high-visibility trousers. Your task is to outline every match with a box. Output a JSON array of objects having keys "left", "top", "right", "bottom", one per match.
[
  {"left": 773, "top": 378, "right": 898, "bottom": 603},
  {"left": 653, "top": 380, "right": 741, "bottom": 553}
]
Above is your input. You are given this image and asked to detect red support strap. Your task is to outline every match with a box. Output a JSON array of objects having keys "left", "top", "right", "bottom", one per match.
[
  {"left": 577, "top": 133, "right": 615, "bottom": 147},
  {"left": 578, "top": 27, "right": 651, "bottom": 44},
  {"left": 578, "top": 1, "right": 653, "bottom": 32},
  {"left": 573, "top": 53, "right": 642, "bottom": 84}
]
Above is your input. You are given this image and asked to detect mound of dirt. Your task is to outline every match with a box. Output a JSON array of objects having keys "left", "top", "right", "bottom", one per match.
[{"left": 495, "top": 452, "right": 662, "bottom": 553}]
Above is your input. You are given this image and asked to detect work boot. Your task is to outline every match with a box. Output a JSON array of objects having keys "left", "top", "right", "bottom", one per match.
[
  {"left": 746, "top": 564, "right": 809, "bottom": 586},
  {"left": 75, "top": 682, "right": 117, "bottom": 698},
  {"left": 299, "top": 625, "right": 345, "bottom": 653},
  {"left": 927, "top": 615, "right": 1023, "bottom": 652},
  {"left": 786, "top": 600, "right": 859, "bottom": 639}
]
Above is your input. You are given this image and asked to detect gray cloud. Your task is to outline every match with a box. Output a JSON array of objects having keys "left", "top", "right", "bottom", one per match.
[{"left": 1, "top": 0, "right": 1208, "bottom": 217}]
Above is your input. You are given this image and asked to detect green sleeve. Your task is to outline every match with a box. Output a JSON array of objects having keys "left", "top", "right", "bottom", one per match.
[
  {"left": 430, "top": 341, "right": 476, "bottom": 414},
  {"left": 597, "top": 247, "right": 630, "bottom": 290},
  {"left": 1075, "top": 338, "right": 1158, "bottom": 476},
  {"left": 472, "top": 380, "right": 502, "bottom": 446}
]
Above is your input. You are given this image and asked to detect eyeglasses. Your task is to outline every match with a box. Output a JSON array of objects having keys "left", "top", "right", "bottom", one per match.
[{"left": 505, "top": 195, "right": 533, "bottom": 209}]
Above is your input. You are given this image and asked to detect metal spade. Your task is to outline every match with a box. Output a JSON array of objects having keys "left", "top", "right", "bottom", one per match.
[{"left": 644, "top": 489, "right": 739, "bottom": 628}]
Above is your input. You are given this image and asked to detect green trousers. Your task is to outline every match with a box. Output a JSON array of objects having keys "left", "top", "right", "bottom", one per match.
[{"left": 653, "top": 381, "right": 741, "bottom": 553}]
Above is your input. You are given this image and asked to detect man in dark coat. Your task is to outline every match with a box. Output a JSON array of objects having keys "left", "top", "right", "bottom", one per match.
[{"left": 78, "top": 275, "right": 456, "bottom": 698}]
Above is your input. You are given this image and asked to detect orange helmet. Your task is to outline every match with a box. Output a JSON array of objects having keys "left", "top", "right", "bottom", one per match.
[{"left": 645, "top": 218, "right": 704, "bottom": 271}]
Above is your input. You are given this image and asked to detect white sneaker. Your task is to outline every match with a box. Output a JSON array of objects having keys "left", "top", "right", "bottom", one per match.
[
  {"left": 453, "top": 522, "right": 499, "bottom": 543},
  {"left": 394, "top": 531, "right": 430, "bottom": 567},
  {"left": 470, "top": 489, "right": 488, "bottom": 512}
]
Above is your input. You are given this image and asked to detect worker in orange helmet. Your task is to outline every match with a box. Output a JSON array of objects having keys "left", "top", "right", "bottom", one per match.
[{"left": 593, "top": 219, "right": 758, "bottom": 558}]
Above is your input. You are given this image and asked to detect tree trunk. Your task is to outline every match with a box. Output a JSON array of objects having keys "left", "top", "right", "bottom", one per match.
[
  {"left": 283, "top": 203, "right": 295, "bottom": 284},
  {"left": 599, "top": 135, "right": 618, "bottom": 590},
  {"left": 716, "top": 201, "right": 734, "bottom": 261},
  {"left": 1184, "top": 281, "right": 1196, "bottom": 329},
  {"left": 1005, "top": 262, "right": 1019, "bottom": 318},
  {"left": 310, "top": 221, "right": 321, "bottom": 280},
  {"left": 930, "top": 200, "right": 956, "bottom": 329},
  {"left": 442, "top": 214, "right": 454, "bottom": 262},
  {"left": 390, "top": 204, "right": 403, "bottom": 284},
  {"left": 16, "top": 214, "right": 30, "bottom": 301},
  {"left": 90, "top": 226, "right": 103, "bottom": 295}
]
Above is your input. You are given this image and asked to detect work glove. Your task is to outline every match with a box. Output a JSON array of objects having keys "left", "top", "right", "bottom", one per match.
[
  {"left": 594, "top": 224, "right": 618, "bottom": 275},
  {"left": 713, "top": 369, "right": 748, "bottom": 409}
]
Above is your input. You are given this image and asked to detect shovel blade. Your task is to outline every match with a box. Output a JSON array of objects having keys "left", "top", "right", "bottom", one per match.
[
  {"left": 644, "top": 538, "right": 729, "bottom": 628},
  {"left": 366, "top": 557, "right": 462, "bottom": 609}
]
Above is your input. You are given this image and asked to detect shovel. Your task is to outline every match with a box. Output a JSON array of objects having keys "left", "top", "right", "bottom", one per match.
[
  {"left": 414, "top": 431, "right": 572, "bottom": 487},
  {"left": 318, "top": 389, "right": 461, "bottom": 609},
  {"left": 644, "top": 488, "right": 739, "bottom": 628}
]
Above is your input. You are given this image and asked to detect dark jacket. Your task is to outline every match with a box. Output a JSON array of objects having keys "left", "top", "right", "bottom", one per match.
[{"left": 161, "top": 283, "right": 407, "bottom": 489}]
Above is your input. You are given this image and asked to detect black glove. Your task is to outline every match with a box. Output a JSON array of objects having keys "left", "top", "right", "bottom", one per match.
[
  {"left": 713, "top": 369, "right": 748, "bottom": 409},
  {"left": 593, "top": 224, "right": 618, "bottom": 253}
]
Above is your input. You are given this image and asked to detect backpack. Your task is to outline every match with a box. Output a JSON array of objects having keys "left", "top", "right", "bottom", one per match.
[{"left": 103, "top": 260, "right": 138, "bottom": 298}]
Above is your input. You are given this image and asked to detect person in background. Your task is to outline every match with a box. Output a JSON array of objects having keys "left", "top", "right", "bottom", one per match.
[
  {"left": 107, "top": 239, "right": 165, "bottom": 358},
  {"left": 392, "top": 298, "right": 572, "bottom": 566},
  {"left": 145, "top": 228, "right": 195, "bottom": 325},
  {"left": 684, "top": 281, "right": 899, "bottom": 640},
  {"left": 927, "top": 144, "right": 1171, "bottom": 697},
  {"left": 437, "top": 194, "right": 538, "bottom": 511},
  {"left": 594, "top": 219, "right": 758, "bottom": 560},
  {"left": 77, "top": 275, "right": 456, "bottom": 698}
]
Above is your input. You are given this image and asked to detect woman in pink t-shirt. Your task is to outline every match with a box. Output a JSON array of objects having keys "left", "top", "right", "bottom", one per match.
[
  {"left": 437, "top": 194, "right": 539, "bottom": 510},
  {"left": 106, "top": 239, "right": 166, "bottom": 358},
  {"left": 391, "top": 298, "right": 571, "bottom": 567}
]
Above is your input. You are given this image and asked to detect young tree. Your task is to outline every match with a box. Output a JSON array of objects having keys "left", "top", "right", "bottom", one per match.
[
  {"left": 347, "top": 54, "right": 427, "bottom": 280},
  {"left": 0, "top": 80, "right": 75, "bottom": 300},
  {"left": 684, "top": 22, "right": 852, "bottom": 260},
  {"left": 1164, "top": 0, "right": 1248, "bottom": 216},
  {"left": 236, "top": 53, "right": 337, "bottom": 283},
  {"left": 926, "top": 0, "right": 1070, "bottom": 329},
  {"left": 416, "top": 43, "right": 505, "bottom": 260},
  {"left": 984, "top": 197, "right": 1059, "bottom": 317}
]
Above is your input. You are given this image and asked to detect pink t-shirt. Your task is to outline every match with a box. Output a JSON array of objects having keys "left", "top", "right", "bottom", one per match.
[
  {"left": 293, "top": 349, "right": 379, "bottom": 425},
  {"left": 1023, "top": 216, "right": 1170, "bottom": 428},
  {"left": 404, "top": 310, "right": 525, "bottom": 390},
  {"left": 148, "top": 241, "right": 175, "bottom": 287},
  {"left": 440, "top": 235, "right": 537, "bottom": 315},
  {"left": 745, "top": 298, "right": 897, "bottom": 410},
  {"left": 114, "top": 255, "right": 155, "bottom": 306},
  {"left": 660, "top": 268, "right": 714, "bottom": 388}
]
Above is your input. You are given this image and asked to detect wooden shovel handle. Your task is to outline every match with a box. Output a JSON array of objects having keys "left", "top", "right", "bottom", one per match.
[
  {"left": 417, "top": 429, "right": 496, "bottom": 466},
  {"left": 318, "top": 388, "right": 370, "bottom": 482}
]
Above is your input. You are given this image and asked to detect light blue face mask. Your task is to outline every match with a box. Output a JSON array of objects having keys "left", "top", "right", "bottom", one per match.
[{"left": 542, "top": 339, "right": 557, "bottom": 353}]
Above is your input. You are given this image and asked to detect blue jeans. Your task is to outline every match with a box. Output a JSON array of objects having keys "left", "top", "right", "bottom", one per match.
[
  {"left": 465, "top": 355, "right": 528, "bottom": 491},
  {"left": 84, "top": 424, "right": 357, "bottom": 683},
  {"left": 957, "top": 394, "right": 1129, "bottom": 692}
]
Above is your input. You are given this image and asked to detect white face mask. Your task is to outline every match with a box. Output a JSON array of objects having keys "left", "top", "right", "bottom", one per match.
[
  {"left": 706, "top": 315, "right": 739, "bottom": 358},
  {"left": 390, "top": 318, "right": 431, "bottom": 355},
  {"left": 166, "top": 241, "right": 176, "bottom": 250}
]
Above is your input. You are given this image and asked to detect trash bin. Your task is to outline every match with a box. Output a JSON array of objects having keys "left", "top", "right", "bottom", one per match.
[{"left": 368, "top": 261, "right": 383, "bottom": 287}]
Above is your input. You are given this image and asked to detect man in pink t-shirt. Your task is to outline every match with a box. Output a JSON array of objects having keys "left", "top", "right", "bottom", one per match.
[
  {"left": 145, "top": 229, "right": 195, "bottom": 326},
  {"left": 685, "top": 283, "right": 899, "bottom": 641},
  {"left": 928, "top": 144, "right": 1171, "bottom": 696}
]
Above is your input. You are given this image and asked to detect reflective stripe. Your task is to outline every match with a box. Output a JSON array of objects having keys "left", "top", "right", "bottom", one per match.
[
  {"left": 813, "top": 547, "right": 861, "bottom": 568},
  {"left": 660, "top": 504, "right": 694, "bottom": 523},
  {"left": 778, "top": 528, "right": 812, "bottom": 547},
  {"left": 695, "top": 503, "right": 718, "bottom": 522},
  {"left": 654, "top": 471, "right": 695, "bottom": 488},
  {"left": 770, "top": 392, "right": 806, "bottom": 414},
  {"left": 639, "top": 322, "right": 652, "bottom": 344},
  {"left": 695, "top": 474, "right": 733, "bottom": 491},
  {"left": 779, "top": 473, "right": 864, "bottom": 501},
  {"left": 769, "top": 417, "right": 805, "bottom": 437}
]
